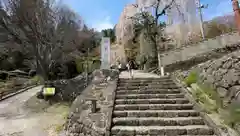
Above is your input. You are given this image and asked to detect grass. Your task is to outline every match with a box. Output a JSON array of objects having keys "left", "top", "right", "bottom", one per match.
[
  {"left": 183, "top": 69, "right": 240, "bottom": 131},
  {"left": 55, "top": 124, "right": 64, "bottom": 133},
  {"left": 198, "top": 83, "right": 223, "bottom": 109},
  {"left": 192, "top": 84, "right": 220, "bottom": 113},
  {"left": 191, "top": 81, "right": 240, "bottom": 129},
  {"left": 42, "top": 103, "right": 70, "bottom": 134},
  {"left": 184, "top": 71, "right": 198, "bottom": 87},
  {"left": 183, "top": 70, "right": 223, "bottom": 113},
  {"left": 221, "top": 101, "right": 240, "bottom": 128}
]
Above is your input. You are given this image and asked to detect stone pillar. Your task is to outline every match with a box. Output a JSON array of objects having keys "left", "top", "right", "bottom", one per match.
[{"left": 232, "top": 0, "right": 240, "bottom": 34}]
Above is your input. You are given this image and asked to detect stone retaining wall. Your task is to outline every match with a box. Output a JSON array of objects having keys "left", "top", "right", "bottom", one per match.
[
  {"left": 64, "top": 69, "right": 119, "bottom": 136},
  {"left": 177, "top": 51, "right": 240, "bottom": 104},
  {"left": 37, "top": 73, "right": 93, "bottom": 102},
  {"left": 164, "top": 43, "right": 240, "bottom": 72},
  {"left": 196, "top": 51, "right": 240, "bottom": 103},
  {"left": 162, "top": 32, "right": 240, "bottom": 67}
]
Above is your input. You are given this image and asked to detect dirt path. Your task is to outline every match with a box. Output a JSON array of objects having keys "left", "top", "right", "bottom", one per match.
[{"left": 0, "top": 86, "right": 69, "bottom": 136}]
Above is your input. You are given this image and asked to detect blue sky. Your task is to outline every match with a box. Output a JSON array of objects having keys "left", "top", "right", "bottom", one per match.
[{"left": 63, "top": 0, "right": 234, "bottom": 31}]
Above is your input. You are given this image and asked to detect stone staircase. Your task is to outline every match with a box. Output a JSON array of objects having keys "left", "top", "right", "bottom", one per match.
[{"left": 110, "top": 77, "right": 216, "bottom": 136}]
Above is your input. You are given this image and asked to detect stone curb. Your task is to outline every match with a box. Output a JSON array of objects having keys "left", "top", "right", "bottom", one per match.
[
  {"left": 171, "top": 75, "right": 224, "bottom": 136},
  {"left": 0, "top": 85, "right": 38, "bottom": 101},
  {"left": 105, "top": 75, "right": 119, "bottom": 136}
]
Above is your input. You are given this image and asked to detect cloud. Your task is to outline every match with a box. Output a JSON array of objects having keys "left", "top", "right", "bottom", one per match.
[{"left": 91, "top": 16, "right": 114, "bottom": 31}]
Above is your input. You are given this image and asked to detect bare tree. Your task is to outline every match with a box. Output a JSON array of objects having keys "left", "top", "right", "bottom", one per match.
[{"left": 0, "top": 0, "right": 87, "bottom": 80}]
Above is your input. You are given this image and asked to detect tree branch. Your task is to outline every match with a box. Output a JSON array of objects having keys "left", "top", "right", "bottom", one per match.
[{"left": 156, "top": 0, "right": 175, "bottom": 20}]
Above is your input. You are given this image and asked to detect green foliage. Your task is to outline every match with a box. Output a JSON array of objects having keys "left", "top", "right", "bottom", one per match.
[
  {"left": 92, "top": 60, "right": 101, "bottom": 70},
  {"left": 184, "top": 71, "right": 198, "bottom": 87},
  {"left": 192, "top": 83, "right": 221, "bottom": 113},
  {"left": 30, "top": 75, "right": 44, "bottom": 85},
  {"left": 75, "top": 57, "right": 101, "bottom": 74},
  {"left": 75, "top": 59, "right": 84, "bottom": 73},
  {"left": 101, "top": 28, "right": 116, "bottom": 43},
  {"left": 222, "top": 101, "right": 240, "bottom": 127},
  {"left": 198, "top": 83, "right": 223, "bottom": 109}
]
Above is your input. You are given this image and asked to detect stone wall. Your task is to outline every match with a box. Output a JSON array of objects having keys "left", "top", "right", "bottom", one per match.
[
  {"left": 64, "top": 69, "right": 119, "bottom": 136},
  {"left": 196, "top": 51, "right": 240, "bottom": 104},
  {"left": 51, "top": 74, "right": 93, "bottom": 102},
  {"left": 37, "top": 73, "right": 93, "bottom": 102},
  {"left": 162, "top": 32, "right": 240, "bottom": 67},
  {"left": 177, "top": 51, "right": 240, "bottom": 104},
  {"left": 164, "top": 43, "right": 240, "bottom": 72}
]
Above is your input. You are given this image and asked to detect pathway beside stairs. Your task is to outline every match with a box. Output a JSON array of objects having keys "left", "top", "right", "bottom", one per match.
[{"left": 110, "top": 70, "right": 216, "bottom": 136}]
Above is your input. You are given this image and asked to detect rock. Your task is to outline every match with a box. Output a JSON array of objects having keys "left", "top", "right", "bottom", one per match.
[
  {"left": 229, "top": 86, "right": 240, "bottom": 101},
  {"left": 115, "top": 4, "right": 138, "bottom": 45},
  {"left": 205, "top": 75, "right": 215, "bottom": 84},
  {"left": 213, "top": 69, "right": 227, "bottom": 81},
  {"left": 222, "top": 59, "right": 233, "bottom": 69},
  {"left": 217, "top": 87, "right": 228, "bottom": 98},
  {"left": 211, "top": 60, "right": 223, "bottom": 70},
  {"left": 222, "top": 69, "right": 239, "bottom": 86},
  {"left": 179, "top": 51, "right": 240, "bottom": 104},
  {"left": 233, "top": 62, "right": 240, "bottom": 70}
]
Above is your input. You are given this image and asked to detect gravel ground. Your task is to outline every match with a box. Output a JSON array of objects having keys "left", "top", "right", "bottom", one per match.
[{"left": 0, "top": 86, "right": 69, "bottom": 136}]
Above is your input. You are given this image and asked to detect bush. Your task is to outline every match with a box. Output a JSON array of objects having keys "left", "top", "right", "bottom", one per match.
[
  {"left": 192, "top": 86, "right": 219, "bottom": 113},
  {"left": 30, "top": 75, "right": 44, "bottom": 85},
  {"left": 198, "top": 83, "right": 223, "bottom": 109},
  {"left": 75, "top": 58, "right": 101, "bottom": 74},
  {"left": 184, "top": 71, "right": 198, "bottom": 86},
  {"left": 222, "top": 101, "right": 240, "bottom": 127},
  {"left": 75, "top": 59, "right": 84, "bottom": 73}
]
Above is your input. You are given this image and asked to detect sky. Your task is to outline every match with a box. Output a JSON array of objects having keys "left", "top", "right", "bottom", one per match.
[{"left": 63, "top": 0, "right": 234, "bottom": 31}]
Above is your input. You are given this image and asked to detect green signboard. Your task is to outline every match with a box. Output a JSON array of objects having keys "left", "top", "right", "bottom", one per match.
[{"left": 43, "top": 87, "right": 56, "bottom": 96}]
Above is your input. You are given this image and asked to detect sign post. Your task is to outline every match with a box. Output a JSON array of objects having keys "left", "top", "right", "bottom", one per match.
[{"left": 101, "top": 37, "right": 111, "bottom": 69}]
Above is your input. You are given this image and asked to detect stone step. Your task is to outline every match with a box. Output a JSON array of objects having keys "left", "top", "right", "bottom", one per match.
[
  {"left": 117, "top": 84, "right": 179, "bottom": 88},
  {"left": 111, "top": 125, "right": 214, "bottom": 135},
  {"left": 113, "top": 110, "right": 199, "bottom": 118},
  {"left": 117, "top": 85, "right": 179, "bottom": 90},
  {"left": 119, "top": 77, "right": 171, "bottom": 81},
  {"left": 115, "top": 98, "right": 189, "bottom": 105},
  {"left": 118, "top": 82, "right": 176, "bottom": 86},
  {"left": 116, "top": 93, "right": 185, "bottom": 99},
  {"left": 111, "top": 134, "right": 216, "bottom": 136},
  {"left": 112, "top": 117, "right": 205, "bottom": 126},
  {"left": 116, "top": 89, "right": 181, "bottom": 95},
  {"left": 118, "top": 83, "right": 176, "bottom": 87},
  {"left": 118, "top": 80, "right": 174, "bottom": 84},
  {"left": 114, "top": 104, "right": 194, "bottom": 111}
]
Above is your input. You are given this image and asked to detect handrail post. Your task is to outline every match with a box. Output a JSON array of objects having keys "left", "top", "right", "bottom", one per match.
[
  {"left": 91, "top": 100, "right": 97, "bottom": 113},
  {"left": 86, "top": 98, "right": 97, "bottom": 113}
]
